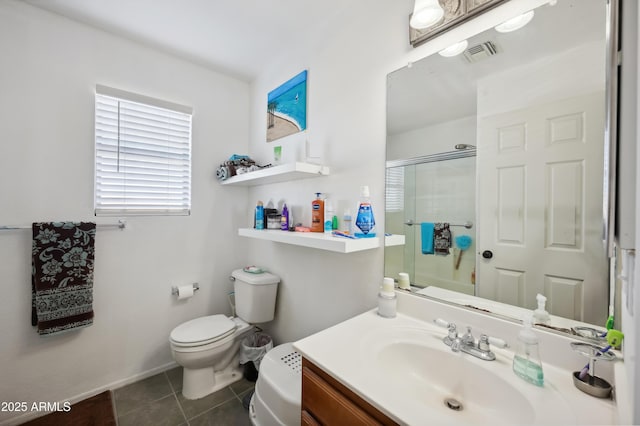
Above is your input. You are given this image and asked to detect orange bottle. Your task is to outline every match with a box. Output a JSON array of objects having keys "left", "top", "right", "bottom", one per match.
[{"left": 311, "top": 193, "right": 324, "bottom": 233}]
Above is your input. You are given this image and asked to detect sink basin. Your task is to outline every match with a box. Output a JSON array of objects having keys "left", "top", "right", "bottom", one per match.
[{"left": 360, "top": 325, "right": 575, "bottom": 425}]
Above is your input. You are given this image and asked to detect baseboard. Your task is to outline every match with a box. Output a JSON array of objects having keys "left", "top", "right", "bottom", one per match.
[{"left": 0, "top": 361, "right": 179, "bottom": 426}]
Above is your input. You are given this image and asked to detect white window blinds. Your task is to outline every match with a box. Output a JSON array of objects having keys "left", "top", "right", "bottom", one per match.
[
  {"left": 94, "top": 85, "right": 193, "bottom": 216},
  {"left": 385, "top": 167, "right": 405, "bottom": 212}
]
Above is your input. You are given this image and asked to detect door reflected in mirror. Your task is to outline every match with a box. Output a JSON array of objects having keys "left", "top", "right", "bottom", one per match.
[{"left": 385, "top": 0, "right": 614, "bottom": 331}]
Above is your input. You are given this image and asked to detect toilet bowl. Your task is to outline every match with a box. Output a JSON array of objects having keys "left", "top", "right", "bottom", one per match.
[
  {"left": 170, "top": 315, "right": 254, "bottom": 399},
  {"left": 169, "top": 269, "right": 280, "bottom": 400}
]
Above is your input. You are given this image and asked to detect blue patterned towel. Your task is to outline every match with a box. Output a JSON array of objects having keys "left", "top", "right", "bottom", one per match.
[{"left": 31, "top": 222, "right": 96, "bottom": 336}]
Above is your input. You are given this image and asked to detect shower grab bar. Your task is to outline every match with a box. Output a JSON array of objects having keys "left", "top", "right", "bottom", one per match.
[
  {"left": 404, "top": 220, "right": 473, "bottom": 229},
  {"left": 0, "top": 220, "right": 126, "bottom": 231}
]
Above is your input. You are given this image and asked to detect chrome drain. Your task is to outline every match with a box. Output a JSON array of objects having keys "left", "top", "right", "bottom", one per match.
[{"left": 444, "top": 397, "right": 463, "bottom": 411}]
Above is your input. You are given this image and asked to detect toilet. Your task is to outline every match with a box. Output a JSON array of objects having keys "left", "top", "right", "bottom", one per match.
[{"left": 170, "top": 269, "right": 280, "bottom": 400}]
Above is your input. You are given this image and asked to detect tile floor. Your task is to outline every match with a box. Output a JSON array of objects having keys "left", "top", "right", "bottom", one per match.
[{"left": 113, "top": 366, "right": 254, "bottom": 426}]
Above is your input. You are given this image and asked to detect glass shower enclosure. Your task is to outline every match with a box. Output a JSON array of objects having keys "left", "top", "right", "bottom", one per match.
[{"left": 385, "top": 151, "right": 476, "bottom": 295}]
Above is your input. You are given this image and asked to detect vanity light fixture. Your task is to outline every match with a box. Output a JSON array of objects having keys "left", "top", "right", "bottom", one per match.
[
  {"left": 494, "top": 10, "right": 535, "bottom": 33},
  {"left": 409, "top": 0, "right": 445, "bottom": 30},
  {"left": 438, "top": 40, "right": 469, "bottom": 57}
]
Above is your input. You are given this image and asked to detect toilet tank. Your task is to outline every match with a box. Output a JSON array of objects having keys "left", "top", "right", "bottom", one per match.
[{"left": 231, "top": 269, "right": 280, "bottom": 323}]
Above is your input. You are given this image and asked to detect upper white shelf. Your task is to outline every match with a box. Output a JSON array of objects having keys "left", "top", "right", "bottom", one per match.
[
  {"left": 238, "top": 228, "right": 380, "bottom": 253},
  {"left": 220, "top": 162, "right": 330, "bottom": 186}
]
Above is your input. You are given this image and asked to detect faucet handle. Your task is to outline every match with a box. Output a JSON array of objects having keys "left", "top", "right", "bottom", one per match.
[
  {"left": 478, "top": 334, "right": 509, "bottom": 352},
  {"left": 434, "top": 318, "right": 459, "bottom": 346},
  {"left": 488, "top": 336, "right": 508, "bottom": 349},
  {"left": 433, "top": 318, "right": 451, "bottom": 328},
  {"left": 433, "top": 318, "right": 458, "bottom": 336}
]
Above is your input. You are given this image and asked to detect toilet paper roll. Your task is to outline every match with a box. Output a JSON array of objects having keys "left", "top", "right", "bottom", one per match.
[{"left": 177, "top": 285, "right": 194, "bottom": 300}]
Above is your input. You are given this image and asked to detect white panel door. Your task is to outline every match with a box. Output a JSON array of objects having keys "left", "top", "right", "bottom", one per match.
[{"left": 477, "top": 92, "right": 607, "bottom": 324}]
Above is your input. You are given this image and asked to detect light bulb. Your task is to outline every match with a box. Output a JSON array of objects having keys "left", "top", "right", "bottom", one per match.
[
  {"left": 410, "top": 0, "right": 445, "bottom": 30},
  {"left": 438, "top": 40, "right": 469, "bottom": 57},
  {"left": 494, "top": 10, "right": 535, "bottom": 33}
]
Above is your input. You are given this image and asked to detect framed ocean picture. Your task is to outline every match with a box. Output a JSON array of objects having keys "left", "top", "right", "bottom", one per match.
[{"left": 267, "top": 70, "right": 307, "bottom": 142}]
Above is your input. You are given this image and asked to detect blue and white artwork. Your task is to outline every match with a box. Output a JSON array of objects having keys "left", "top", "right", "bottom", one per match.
[{"left": 267, "top": 70, "right": 307, "bottom": 142}]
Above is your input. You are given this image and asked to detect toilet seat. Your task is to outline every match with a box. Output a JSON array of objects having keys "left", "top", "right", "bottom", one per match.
[{"left": 170, "top": 314, "right": 236, "bottom": 348}]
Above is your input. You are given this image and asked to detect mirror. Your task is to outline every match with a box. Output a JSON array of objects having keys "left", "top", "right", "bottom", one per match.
[{"left": 385, "top": 0, "right": 616, "bottom": 334}]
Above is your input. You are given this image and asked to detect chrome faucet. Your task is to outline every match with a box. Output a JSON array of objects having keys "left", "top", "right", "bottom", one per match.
[{"left": 434, "top": 319, "right": 508, "bottom": 361}]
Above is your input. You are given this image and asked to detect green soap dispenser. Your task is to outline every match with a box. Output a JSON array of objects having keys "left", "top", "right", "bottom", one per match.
[{"left": 512, "top": 314, "right": 544, "bottom": 386}]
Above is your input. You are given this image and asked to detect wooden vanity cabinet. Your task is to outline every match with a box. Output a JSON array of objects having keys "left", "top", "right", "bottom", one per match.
[{"left": 301, "top": 357, "right": 398, "bottom": 426}]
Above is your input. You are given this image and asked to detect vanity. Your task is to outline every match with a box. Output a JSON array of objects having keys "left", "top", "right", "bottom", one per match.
[{"left": 294, "top": 291, "right": 618, "bottom": 425}]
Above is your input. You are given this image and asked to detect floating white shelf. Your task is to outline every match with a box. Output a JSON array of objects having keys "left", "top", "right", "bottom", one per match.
[
  {"left": 220, "top": 162, "right": 330, "bottom": 186},
  {"left": 238, "top": 228, "right": 380, "bottom": 253},
  {"left": 384, "top": 234, "right": 406, "bottom": 247}
]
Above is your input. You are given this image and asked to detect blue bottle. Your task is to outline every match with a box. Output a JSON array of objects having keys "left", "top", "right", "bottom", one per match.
[
  {"left": 255, "top": 201, "right": 264, "bottom": 230},
  {"left": 355, "top": 186, "right": 376, "bottom": 238}
]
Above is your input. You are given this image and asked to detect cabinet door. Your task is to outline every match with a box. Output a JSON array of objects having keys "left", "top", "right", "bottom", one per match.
[
  {"left": 301, "top": 409, "right": 320, "bottom": 426},
  {"left": 302, "top": 365, "right": 381, "bottom": 426}
]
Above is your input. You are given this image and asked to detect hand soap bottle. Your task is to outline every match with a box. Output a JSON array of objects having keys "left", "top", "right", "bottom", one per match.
[
  {"left": 512, "top": 315, "right": 544, "bottom": 386},
  {"left": 378, "top": 277, "right": 396, "bottom": 318},
  {"left": 533, "top": 293, "right": 550, "bottom": 323}
]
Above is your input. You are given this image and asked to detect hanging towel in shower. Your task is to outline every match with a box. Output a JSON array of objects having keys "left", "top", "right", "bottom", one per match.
[
  {"left": 421, "top": 222, "right": 435, "bottom": 255},
  {"left": 31, "top": 222, "right": 96, "bottom": 336},
  {"left": 434, "top": 223, "right": 451, "bottom": 256}
]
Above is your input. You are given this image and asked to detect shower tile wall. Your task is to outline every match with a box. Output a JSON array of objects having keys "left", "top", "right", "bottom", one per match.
[{"left": 407, "top": 157, "right": 476, "bottom": 293}]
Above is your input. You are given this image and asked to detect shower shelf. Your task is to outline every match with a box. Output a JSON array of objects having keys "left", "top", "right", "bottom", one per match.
[
  {"left": 238, "top": 228, "right": 380, "bottom": 253},
  {"left": 220, "top": 162, "right": 330, "bottom": 186}
]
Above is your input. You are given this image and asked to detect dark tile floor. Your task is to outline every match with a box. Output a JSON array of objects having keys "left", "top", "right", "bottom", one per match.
[{"left": 113, "top": 366, "right": 254, "bottom": 426}]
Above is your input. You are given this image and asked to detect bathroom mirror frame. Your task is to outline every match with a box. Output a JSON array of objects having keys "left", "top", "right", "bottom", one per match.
[{"left": 385, "top": 0, "right": 620, "bottom": 338}]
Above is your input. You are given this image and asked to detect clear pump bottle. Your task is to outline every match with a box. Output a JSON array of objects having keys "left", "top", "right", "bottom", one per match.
[
  {"left": 378, "top": 277, "right": 396, "bottom": 318},
  {"left": 512, "top": 315, "right": 544, "bottom": 386}
]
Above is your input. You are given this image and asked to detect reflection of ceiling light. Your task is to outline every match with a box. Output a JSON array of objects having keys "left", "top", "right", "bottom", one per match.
[
  {"left": 494, "top": 10, "right": 535, "bottom": 33},
  {"left": 410, "top": 0, "right": 445, "bottom": 30},
  {"left": 439, "top": 40, "right": 469, "bottom": 57}
]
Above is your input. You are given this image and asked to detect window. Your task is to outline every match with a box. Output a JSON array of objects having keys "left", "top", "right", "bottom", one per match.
[
  {"left": 385, "top": 167, "right": 405, "bottom": 212},
  {"left": 94, "top": 85, "right": 192, "bottom": 216}
]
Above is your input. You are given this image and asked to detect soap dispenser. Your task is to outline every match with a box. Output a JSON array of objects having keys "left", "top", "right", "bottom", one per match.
[
  {"left": 533, "top": 293, "right": 550, "bottom": 323},
  {"left": 378, "top": 277, "right": 396, "bottom": 318},
  {"left": 512, "top": 315, "right": 544, "bottom": 386}
]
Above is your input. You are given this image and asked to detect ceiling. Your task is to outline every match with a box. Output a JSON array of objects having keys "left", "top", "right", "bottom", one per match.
[
  {"left": 387, "top": 0, "right": 605, "bottom": 136},
  {"left": 23, "top": 0, "right": 374, "bottom": 82}
]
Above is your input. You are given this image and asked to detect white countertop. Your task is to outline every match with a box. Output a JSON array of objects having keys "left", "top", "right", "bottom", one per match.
[{"left": 294, "top": 306, "right": 617, "bottom": 425}]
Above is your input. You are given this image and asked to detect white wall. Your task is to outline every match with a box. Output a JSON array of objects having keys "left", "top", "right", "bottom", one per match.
[
  {"left": 0, "top": 2, "right": 250, "bottom": 423},
  {"left": 242, "top": 1, "right": 412, "bottom": 344},
  {"left": 239, "top": 0, "right": 551, "bottom": 344},
  {"left": 477, "top": 40, "right": 605, "bottom": 117},
  {"left": 387, "top": 115, "right": 477, "bottom": 161}
]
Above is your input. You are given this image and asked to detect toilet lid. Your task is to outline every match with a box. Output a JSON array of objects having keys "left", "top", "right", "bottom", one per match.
[{"left": 170, "top": 314, "right": 236, "bottom": 345}]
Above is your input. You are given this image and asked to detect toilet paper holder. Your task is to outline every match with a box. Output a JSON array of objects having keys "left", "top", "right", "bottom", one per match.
[{"left": 171, "top": 283, "right": 200, "bottom": 296}]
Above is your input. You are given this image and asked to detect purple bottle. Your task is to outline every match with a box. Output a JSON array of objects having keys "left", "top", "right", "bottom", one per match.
[{"left": 280, "top": 204, "right": 289, "bottom": 231}]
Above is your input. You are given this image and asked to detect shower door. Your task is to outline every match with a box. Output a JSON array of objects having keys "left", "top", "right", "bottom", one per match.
[{"left": 385, "top": 154, "right": 476, "bottom": 294}]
